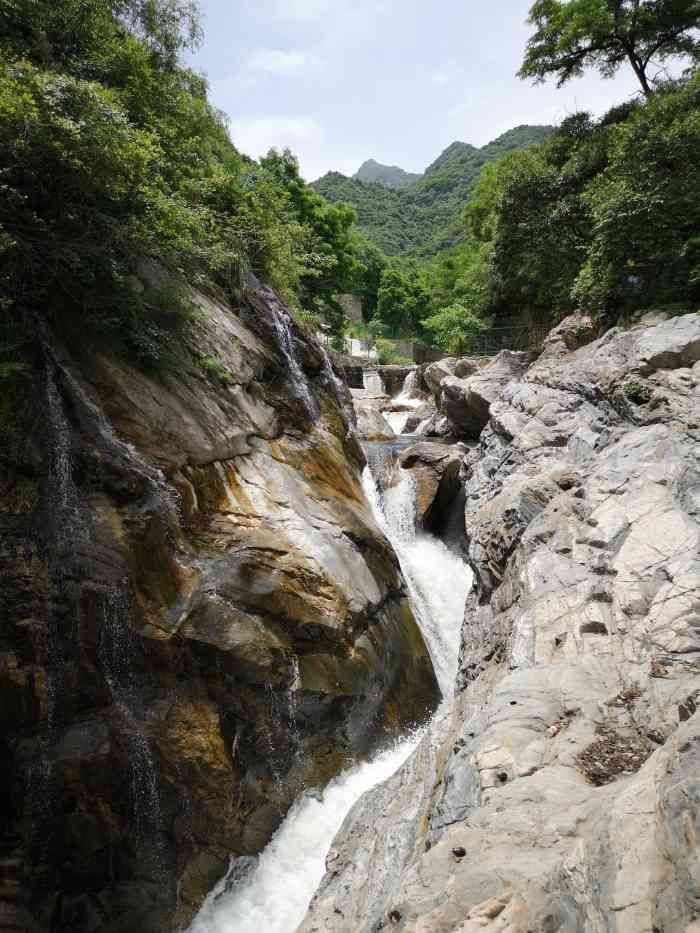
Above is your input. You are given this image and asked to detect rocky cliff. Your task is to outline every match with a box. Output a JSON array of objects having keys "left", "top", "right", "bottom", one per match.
[
  {"left": 300, "top": 312, "right": 700, "bottom": 933},
  {"left": 0, "top": 278, "right": 439, "bottom": 932}
]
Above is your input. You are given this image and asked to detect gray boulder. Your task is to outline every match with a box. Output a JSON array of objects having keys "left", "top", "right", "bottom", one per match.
[
  {"left": 354, "top": 404, "right": 396, "bottom": 440},
  {"left": 441, "top": 349, "right": 530, "bottom": 438},
  {"left": 404, "top": 401, "right": 436, "bottom": 434},
  {"left": 423, "top": 358, "right": 458, "bottom": 403}
]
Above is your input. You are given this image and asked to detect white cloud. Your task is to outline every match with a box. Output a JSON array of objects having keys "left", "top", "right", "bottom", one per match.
[
  {"left": 248, "top": 48, "right": 322, "bottom": 73},
  {"left": 229, "top": 115, "right": 321, "bottom": 159},
  {"left": 226, "top": 115, "right": 362, "bottom": 181}
]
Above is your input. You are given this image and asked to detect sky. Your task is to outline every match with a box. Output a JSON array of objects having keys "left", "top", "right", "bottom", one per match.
[{"left": 187, "top": 0, "right": 649, "bottom": 182}]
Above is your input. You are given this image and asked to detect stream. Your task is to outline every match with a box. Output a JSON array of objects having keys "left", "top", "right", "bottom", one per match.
[{"left": 187, "top": 433, "right": 473, "bottom": 933}]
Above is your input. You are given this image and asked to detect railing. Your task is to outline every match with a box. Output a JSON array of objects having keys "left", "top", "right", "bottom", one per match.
[
  {"left": 460, "top": 322, "right": 550, "bottom": 357},
  {"left": 321, "top": 323, "right": 550, "bottom": 363}
]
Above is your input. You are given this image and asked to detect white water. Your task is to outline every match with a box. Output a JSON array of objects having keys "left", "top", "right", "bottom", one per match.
[
  {"left": 187, "top": 735, "right": 421, "bottom": 933},
  {"left": 384, "top": 409, "right": 410, "bottom": 434},
  {"left": 187, "top": 442, "right": 471, "bottom": 933},
  {"left": 270, "top": 305, "right": 319, "bottom": 420},
  {"left": 383, "top": 370, "right": 425, "bottom": 435},
  {"left": 362, "top": 465, "right": 472, "bottom": 695}
]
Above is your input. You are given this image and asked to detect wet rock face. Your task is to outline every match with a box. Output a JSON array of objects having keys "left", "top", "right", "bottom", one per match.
[
  {"left": 398, "top": 442, "right": 467, "bottom": 548},
  {"left": 349, "top": 388, "right": 396, "bottom": 440},
  {"left": 299, "top": 312, "right": 700, "bottom": 933},
  {"left": 0, "top": 282, "right": 438, "bottom": 932}
]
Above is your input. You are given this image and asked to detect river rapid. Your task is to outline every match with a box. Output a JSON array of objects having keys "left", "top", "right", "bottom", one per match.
[{"left": 187, "top": 434, "right": 472, "bottom": 933}]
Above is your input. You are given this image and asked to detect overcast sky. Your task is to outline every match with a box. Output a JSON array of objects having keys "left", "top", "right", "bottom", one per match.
[{"left": 188, "top": 0, "right": 648, "bottom": 182}]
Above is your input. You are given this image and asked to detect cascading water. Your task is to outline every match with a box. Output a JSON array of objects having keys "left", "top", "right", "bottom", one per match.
[
  {"left": 270, "top": 305, "right": 319, "bottom": 420},
  {"left": 186, "top": 440, "right": 472, "bottom": 933},
  {"left": 29, "top": 363, "right": 87, "bottom": 853},
  {"left": 401, "top": 369, "right": 421, "bottom": 398},
  {"left": 383, "top": 369, "right": 425, "bottom": 435},
  {"left": 41, "top": 355, "right": 169, "bottom": 875},
  {"left": 99, "top": 584, "right": 165, "bottom": 872},
  {"left": 187, "top": 735, "right": 422, "bottom": 933},
  {"left": 362, "top": 450, "right": 471, "bottom": 695}
]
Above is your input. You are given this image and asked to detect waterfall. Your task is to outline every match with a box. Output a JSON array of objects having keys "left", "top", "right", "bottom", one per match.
[
  {"left": 401, "top": 369, "right": 421, "bottom": 398},
  {"left": 383, "top": 370, "right": 424, "bottom": 435},
  {"left": 187, "top": 735, "right": 421, "bottom": 933},
  {"left": 99, "top": 584, "right": 165, "bottom": 874},
  {"left": 186, "top": 441, "right": 471, "bottom": 933},
  {"left": 269, "top": 305, "right": 319, "bottom": 420},
  {"left": 383, "top": 409, "right": 410, "bottom": 434},
  {"left": 361, "top": 462, "right": 471, "bottom": 696}
]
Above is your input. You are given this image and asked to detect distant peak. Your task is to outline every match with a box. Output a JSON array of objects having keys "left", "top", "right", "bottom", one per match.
[{"left": 353, "top": 159, "right": 422, "bottom": 190}]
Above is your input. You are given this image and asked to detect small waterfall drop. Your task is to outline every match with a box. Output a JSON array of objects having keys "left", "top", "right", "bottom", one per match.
[
  {"left": 186, "top": 440, "right": 471, "bottom": 933},
  {"left": 270, "top": 305, "right": 319, "bottom": 420},
  {"left": 383, "top": 369, "right": 424, "bottom": 435},
  {"left": 401, "top": 368, "right": 421, "bottom": 398},
  {"left": 362, "top": 457, "right": 471, "bottom": 696},
  {"left": 99, "top": 584, "right": 165, "bottom": 873}
]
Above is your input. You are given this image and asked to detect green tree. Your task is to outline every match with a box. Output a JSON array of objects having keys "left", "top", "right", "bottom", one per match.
[
  {"left": 0, "top": 0, "right": 364, "bottom": 368},
  {"left": 351, "top": 235, "right": 387, "bottom": 320},
  {"left": 421, "top": 303, "right": 487, "bottom": 354},
  {"left": 519, "top": 0, "right": 700, "bottom": 97},
  {"left": 261, "top": 148, "right": 360, "bottom": 332},
  {"left": 375, "top": 264, "right": 429, "bottom": 336},
  {"left": 574, "top": 72, "right": 700, "bottom": 310}
]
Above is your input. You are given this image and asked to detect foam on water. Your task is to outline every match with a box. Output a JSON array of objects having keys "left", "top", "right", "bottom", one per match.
[
  {"left": 187, "top": 440, "right": 471, "bottom": 932},
  {"left": 362, "top": 466, "right": 471, "bottom": 695},
  {"left": 187, "top": 734, "right": 421, "bottom": 933}
]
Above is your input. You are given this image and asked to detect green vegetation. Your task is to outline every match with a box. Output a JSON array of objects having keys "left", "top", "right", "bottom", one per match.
[
  {"left": 421, "top": 303, "right": 487, "bottom": 355},
  {"left": 347, "top": 71, "right": 700, "bottom": 353},
  {"left": 199, "top": 355, "right": 234, "bottom": 385},
  {"left": 312, "top": 1, "right": 700, "bottom": 355},
  {"left": 374, "top": 340, "right": 412, "bottom": 365},
  {"left": 623, "top": 379, "right": 652, "bottom": 404},
  {"left": 0, "top": 0, "right": 367, "bottom": 373},
  {"left": 1, "top": 0, "right": 698, "bottom": 374},
  {"left": 311, "top": 126, "right": 554, "bottom": 257},
  {"left": 519, "top": 0, "right": 700, "bottom": 97},
  {"left": 467, "top": 73, "right": 700, "bottom": 326}
]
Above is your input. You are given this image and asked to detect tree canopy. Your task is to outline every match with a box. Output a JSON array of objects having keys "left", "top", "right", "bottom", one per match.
[
  {"left": 0, "top": 0, "right": 368, "bottom": 369},
  {"left": 519, "top": 0, "right": 700, "bottom": 96}
]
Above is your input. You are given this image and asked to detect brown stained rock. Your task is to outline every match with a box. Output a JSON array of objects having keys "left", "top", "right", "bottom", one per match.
[
  {"left": 398, "top": 441, "right": 463, "bottom": 529},
  {"left": 1, "top": 279, "right": 439, "bottom": 933},
  {"left": 576, "top": 724, "right": 653, "bottom": 786}
]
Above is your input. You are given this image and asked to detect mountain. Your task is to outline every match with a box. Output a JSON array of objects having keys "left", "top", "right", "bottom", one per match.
[
  {"left": 353, "top": 158, "right": 422, "bottom": 189},
  {"left": 312, "top": 125, "right": 554, "bottom": 256}
]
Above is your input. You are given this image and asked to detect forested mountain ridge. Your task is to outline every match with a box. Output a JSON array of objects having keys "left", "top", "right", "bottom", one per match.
[{"left": 312, "top": 125, "right": 554, "bottom": 255}]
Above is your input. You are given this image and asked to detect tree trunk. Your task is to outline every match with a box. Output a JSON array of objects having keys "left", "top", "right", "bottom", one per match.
[{"left": 627, "top": 49, "right": 653, "bottom": 96}]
